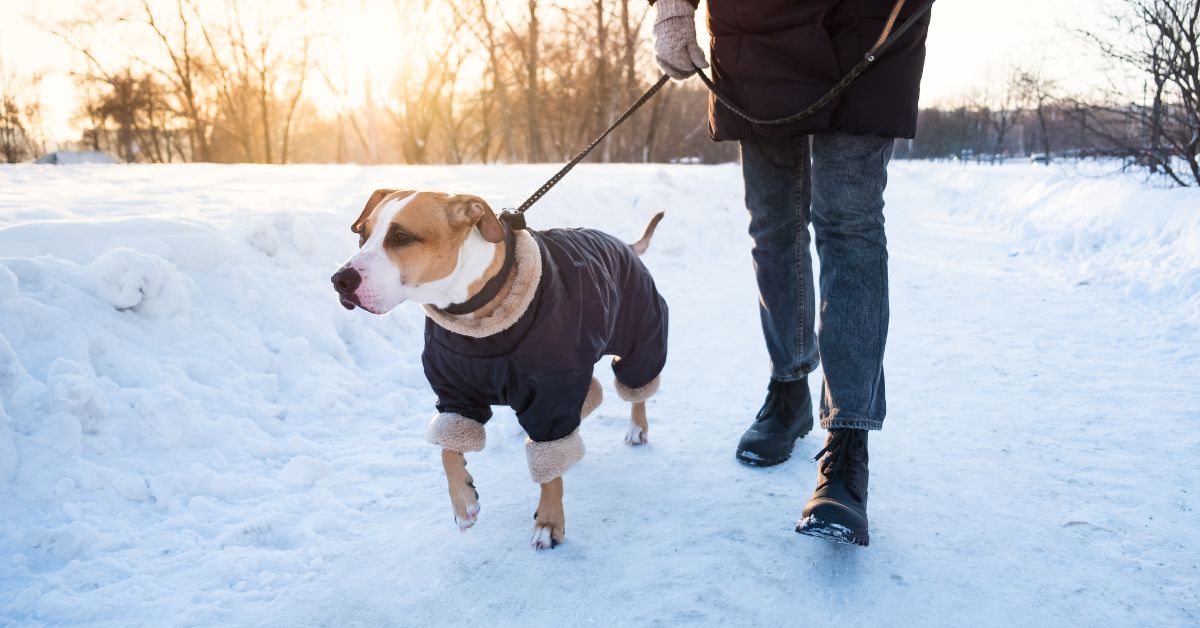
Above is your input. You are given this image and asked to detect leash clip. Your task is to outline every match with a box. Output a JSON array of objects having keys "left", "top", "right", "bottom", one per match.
[{"left": 499, "top": 209, "right": 527, "bottom": 231}]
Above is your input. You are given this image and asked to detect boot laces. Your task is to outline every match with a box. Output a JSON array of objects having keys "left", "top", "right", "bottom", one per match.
[
  {"left": 755, "top": 380, "right": 783, "bottom": 421},
  {"left": 813, "top": 430, "right": 867, "bottom": 494},
  {"left": 755, "top": 379, "right": 795, "bottom": 423}
]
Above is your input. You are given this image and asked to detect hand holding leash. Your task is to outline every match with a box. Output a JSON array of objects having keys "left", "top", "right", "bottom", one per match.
[{"left": 653, "top": 0, "right": 707, "bottom": 80}]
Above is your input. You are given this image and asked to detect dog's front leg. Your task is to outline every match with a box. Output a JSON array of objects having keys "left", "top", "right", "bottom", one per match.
[
  {"left": 441, "top": 450, "right": 481, "bottom": 530},
  {"left": 532, "top": 476, "right": 565, "bottom": 550},
  {"left": 525, "top": 429, "right": 583, "bottom": 549},
  {"left": 625, "top": 401, "right": 649, "bottom": 445}
]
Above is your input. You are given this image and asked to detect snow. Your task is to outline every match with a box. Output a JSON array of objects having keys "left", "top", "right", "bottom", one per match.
[
  {"left": 34, "top": 151, "right": 120, "bottom": 166},
  {"left": 930, "top": 163, "right": 1200, "bottom": 333},
  {"left": 0, "top": 161, "right": 1197, "bottom": 626}
]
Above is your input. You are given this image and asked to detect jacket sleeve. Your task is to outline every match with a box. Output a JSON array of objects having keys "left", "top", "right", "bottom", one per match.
[{"left": 422, "top": 348, "right": 494, "bottom": 424}]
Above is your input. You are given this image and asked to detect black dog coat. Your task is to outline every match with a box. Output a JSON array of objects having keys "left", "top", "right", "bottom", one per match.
[{"left": 422, "top": 227, "right": 668, "bottom": 443}]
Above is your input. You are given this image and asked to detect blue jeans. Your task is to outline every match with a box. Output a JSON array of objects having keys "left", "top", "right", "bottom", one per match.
[{"left": 740, "top": 132, "right": 893, "bottom": 431}]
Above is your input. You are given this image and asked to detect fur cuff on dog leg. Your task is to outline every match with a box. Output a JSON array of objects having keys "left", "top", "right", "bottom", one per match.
[
  {"left": 615, "top": 375, "right": 661, "bottom": 403},
  {"left": 427, "top": 413, "right": 486, "bottom": 452},
  {"left": 580, "top": 377, "right": 603, "bottom": 419},
  {"left": 526, "top": 429, "right": 585, "bottom": 484}
]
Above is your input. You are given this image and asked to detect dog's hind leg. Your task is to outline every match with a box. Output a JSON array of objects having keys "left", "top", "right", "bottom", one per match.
[
  {"left": 441, "top": 450, "right": 481, "bottom": 531},
  {"left": 615, "top": 374, "right": 658, "bottom": 446},
  {"left": 625, "top": 401, "right": 649, "bottom": 446},
  {"left": 532, "top": 476, "right": 565, "bottom": 550}
]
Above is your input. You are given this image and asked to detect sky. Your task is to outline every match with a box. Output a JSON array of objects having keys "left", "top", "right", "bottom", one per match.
[{"left": 0, "top": 0, "right": 1115, "bottom": 146}]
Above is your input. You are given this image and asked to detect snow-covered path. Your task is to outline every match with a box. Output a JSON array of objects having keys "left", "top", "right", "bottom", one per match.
[{"left": 1, "top": 163, "right": 1197, "bottom": 626}]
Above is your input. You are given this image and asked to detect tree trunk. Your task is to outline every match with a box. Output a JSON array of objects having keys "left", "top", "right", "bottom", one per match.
[{"left": 525, "top": 0, "right": 543, "bottom": 162}]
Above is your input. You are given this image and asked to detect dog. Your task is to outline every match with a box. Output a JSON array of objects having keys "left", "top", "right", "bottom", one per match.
[{"left": 331, "top": 189, "right": 668, "bottom": 549}]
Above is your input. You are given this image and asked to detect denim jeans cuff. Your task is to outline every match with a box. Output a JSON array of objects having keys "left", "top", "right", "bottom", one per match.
[
  {"left": 820, "top": 414, "right": 883, "bottom": 431},
  {"left": 771, "top": 363, "right": 816, "bottom": 383}
]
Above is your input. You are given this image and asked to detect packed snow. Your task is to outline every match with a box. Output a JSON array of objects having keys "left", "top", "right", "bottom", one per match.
[{"left": 0, "top": 161, "right": 1197, "bottom": 626}]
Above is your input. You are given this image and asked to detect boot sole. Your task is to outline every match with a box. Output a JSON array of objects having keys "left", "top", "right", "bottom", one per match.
[
  {"left": 795, "top": 515, "right": 869, "bottom": 547},
  {"left": 735, "top": 450, "right": 791, "bottom": 467},
  {"left": 734, "top": 422, "right": 813, "bottom": 467}
]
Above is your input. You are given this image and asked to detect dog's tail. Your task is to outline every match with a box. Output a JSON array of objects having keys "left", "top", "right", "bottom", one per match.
[{"left": 629, "top": 211, "right": 665, "bottom": 257}]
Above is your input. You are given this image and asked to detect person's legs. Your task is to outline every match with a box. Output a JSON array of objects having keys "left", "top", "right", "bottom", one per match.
[
  {"left": 739, "top": 135, "right": 818, "bottom": 381},
  {"left": 735, "top": 135, "right": 818, "bottom": 466},
  {"left": 796, "top": 130, "right": 893, "bottom": 546},
  {"left": 809, "top": 131, "right": 893, "bottom": 431}
]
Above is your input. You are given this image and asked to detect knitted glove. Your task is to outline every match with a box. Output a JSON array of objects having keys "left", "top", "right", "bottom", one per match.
[{"left": 653, "top": 0, "right": 707, "bottom": 80}]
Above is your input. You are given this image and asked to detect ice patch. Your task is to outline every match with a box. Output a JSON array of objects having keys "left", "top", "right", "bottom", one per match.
[{"left": 82, "top": 248, "right": 192, "bottom": 317}]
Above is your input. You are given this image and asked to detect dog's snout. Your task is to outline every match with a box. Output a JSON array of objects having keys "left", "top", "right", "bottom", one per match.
[
  {"left": 331, "top": 266, "right": 362, "bottom": 294},
  {"left": 331, "top": 266, "right": 363, "bottom": 310}
]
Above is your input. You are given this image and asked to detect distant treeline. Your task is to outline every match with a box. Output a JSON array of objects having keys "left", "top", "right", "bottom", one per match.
[
  {"left": 2, "top": 0, "right": 735, "bottom": 167},
  {"left": 2, "top": 0, "right": 1196, "bottom": 186}
]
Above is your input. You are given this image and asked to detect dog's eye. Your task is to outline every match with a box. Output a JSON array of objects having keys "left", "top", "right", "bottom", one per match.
[{"left": 385, "top": 227, "right": 419, "bottom": 248}]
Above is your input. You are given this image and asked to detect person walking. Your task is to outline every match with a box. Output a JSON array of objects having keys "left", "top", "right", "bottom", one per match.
[{"left": 650, "top": 0, "right": 931, "bottom": 546}]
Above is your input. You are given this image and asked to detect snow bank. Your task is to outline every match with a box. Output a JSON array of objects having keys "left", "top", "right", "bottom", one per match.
[
  {"left": 0, "top": 162, "right": 1195, "bottom": 626},
  {"left": 0, "top": 164, "right": 439, "bottom": 624},
  {"left": 4, "top": 163, "right": 734, "bottom": 625},
  {"left": 911, "top": 162, "right": 1200, "bottom": 332}
]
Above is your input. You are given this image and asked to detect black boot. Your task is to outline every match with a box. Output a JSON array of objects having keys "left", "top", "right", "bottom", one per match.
[
  {"left": 735, "top": 378, "right": 814, "bottom": 467},
  {"left": 796, "top": 428, "right": 870, "bottom": 546}
]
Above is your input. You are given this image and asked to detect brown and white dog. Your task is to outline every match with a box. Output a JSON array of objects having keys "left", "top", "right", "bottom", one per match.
[{"left": 332, "top": 189, "right": 667, "bottom": 550}]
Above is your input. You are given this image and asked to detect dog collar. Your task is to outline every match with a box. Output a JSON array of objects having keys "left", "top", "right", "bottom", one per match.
[{"left": 442, "top": 224, "right": 516, "bottom": 316}]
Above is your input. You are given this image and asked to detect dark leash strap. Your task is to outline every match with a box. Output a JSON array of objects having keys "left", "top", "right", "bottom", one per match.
[
  {"left": 499, "top": 0, "right": 934, "bottom": 228},
  {"left": 499, "top": 73, "right": 672, "bottom": 231}
]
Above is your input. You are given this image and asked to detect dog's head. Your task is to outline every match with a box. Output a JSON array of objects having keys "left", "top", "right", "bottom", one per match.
[{"left": 331, "top": 189, "right": 504, "bottom": 315}]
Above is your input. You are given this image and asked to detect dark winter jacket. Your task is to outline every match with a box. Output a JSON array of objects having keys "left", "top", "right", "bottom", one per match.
[
  {"left": 422, "top": 228, "right": 668, "bottom": 443},
  {"left": 657, "top": 0, "right": 932, "bottom": 141}
]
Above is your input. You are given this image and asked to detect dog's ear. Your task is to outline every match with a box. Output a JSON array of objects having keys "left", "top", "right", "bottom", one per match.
[
  {"left": 452, "top": 194, "right": 503, "bottom": 243},
  {"left": 352, "top": 189, "right": 412, "bottom": 234}
]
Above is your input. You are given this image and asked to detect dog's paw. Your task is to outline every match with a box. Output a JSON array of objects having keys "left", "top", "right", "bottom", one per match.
[
  {"left": 455, "top": 501, "right": 480, "bottom": 531},
  {"left": 450, "top": 478, "right": 480, "bottom": 531},
  {"left": 531, "top": 524, "right": 561, "bottom": 550},
  {"left": 624, "top": 422, "right": 647, "bottom": 446}
]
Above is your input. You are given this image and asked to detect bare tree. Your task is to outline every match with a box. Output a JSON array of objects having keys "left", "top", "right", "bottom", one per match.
[
  {"left": 189, "top": 0, "right": 315, "bottom": 163},
  {"left": 979, "top": 70, "right": 1025, "bottom": 162},
  {"left": 382, "top": 0, "right": 470, "bottom": 164},
  {"left": 136, "top": 0, "right": 213, "bottom": 161},
  {"left": 0, "top": 65, "right": 46, "bottom": 163},
  {"left": 1016, "top": 66, "right": 1057, "bottom": 162},
  {"left": 522, "top": 0, "right": 544, "bottom": 162},
  {"left": 1079, "top": 0, "right": 1200, "bottom": 186}
]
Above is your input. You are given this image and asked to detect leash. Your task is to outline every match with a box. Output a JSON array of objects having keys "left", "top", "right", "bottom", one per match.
[
  {"left": 499, "top": 74, "right": 672, "bottom": 231},
  {"left": 498, "top": 0, "right": 934, "bottom": 230}
]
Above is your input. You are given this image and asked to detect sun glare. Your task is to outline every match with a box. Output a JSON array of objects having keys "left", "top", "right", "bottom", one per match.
[{"left": 323, "top": 1, "right": 408, "bottom": 109}]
